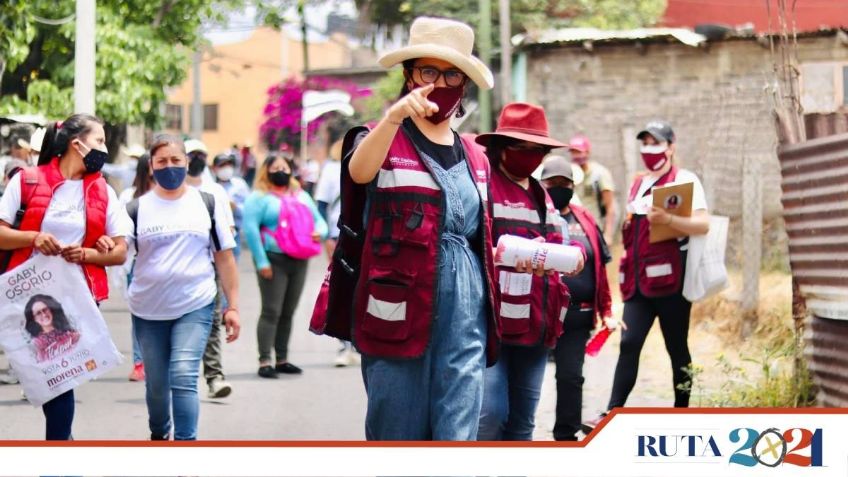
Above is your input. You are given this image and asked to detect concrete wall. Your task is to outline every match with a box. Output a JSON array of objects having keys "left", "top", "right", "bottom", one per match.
[{"left": 523, "top": 34, "right": 848, "bottom": 265}]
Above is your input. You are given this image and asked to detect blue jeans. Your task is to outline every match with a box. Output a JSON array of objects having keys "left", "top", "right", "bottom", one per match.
[
  {"left": 127, "top": 272, "right": 143, "bottom": 364},
  {"left": 478, "top": 344, "right": 549, "bottom": 441},
  {"left": 131, "top": 319, "right": 143, "bottom": 364},
  {"left": 360, "top": 242, "right": 488, "bottom": 441},
  {"left": 133, "top": 302, "right": 214, "bottom": 440}
]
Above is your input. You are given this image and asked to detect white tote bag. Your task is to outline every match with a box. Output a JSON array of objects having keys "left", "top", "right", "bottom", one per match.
[
  {"left": 0, "top": 254, "right": 122, "bottom": 406},
  {"left": 683, "top": 215, "right": 729, "bottom": 302}
]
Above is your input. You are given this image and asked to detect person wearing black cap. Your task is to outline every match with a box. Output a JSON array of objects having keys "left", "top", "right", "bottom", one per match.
[
  {"left": 540, "top": 155, "right": 612, "bottom": 441},
  {"left": 584, "top": 120, "right": 710, "bottom": 432}
]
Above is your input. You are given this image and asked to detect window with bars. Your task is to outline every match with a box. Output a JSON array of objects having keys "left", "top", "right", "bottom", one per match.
[{"left": 165, "top": 104, "right": 182, "bottom": 131}]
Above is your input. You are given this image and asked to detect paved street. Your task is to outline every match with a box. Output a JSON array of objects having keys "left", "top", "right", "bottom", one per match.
[{"left": 0, "top": 252, "right": 677, "bottom": 441}]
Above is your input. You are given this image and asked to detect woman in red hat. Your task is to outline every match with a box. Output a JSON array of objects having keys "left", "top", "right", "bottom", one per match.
[
  {"left": 474, "top": 102, "right": 584, "bottom": 441},
  {"left": 343, "top": 16, "right": 516, "bottom": 441}
]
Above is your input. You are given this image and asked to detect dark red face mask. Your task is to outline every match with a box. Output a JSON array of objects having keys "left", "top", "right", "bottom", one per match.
[
  {"left": 640, "top": 144, "right": 670, "bottom": 171},
  {"left": 502, "top": 148, "right": 547, "bottom": 178},
  {"left": 422, "top": 85, "right": 463, "bottom": 125}
]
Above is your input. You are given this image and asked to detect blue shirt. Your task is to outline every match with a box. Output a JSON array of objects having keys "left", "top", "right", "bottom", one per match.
[{"left": 243, "top": 189, "right": 328, "bottom": 270}]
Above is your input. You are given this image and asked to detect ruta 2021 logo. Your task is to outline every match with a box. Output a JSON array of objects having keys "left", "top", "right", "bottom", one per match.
[{"left": 638, "top": 427, "right": 823, "bottom": 468}]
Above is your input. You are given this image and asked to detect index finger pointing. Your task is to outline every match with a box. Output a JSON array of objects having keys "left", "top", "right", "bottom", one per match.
[{"left": 417, "top": 83, "right": 436, "bottom": 97}]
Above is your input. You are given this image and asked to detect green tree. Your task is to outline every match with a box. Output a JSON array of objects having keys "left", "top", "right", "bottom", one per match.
[
  {"left": 355, "top": 0, "right": 666, "bottom": 36},
  {"left": 0, "top": 0, "right": 242, "bottom": 128}
]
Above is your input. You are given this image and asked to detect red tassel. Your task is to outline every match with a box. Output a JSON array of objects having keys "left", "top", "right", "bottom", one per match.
[{"left": 585, "top": 327, "right": 611, "bottom": 357}]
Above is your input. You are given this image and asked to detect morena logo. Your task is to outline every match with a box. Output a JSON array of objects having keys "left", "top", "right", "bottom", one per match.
[{"left": 637, "top": 427, "right": 823, "bottom": 468}]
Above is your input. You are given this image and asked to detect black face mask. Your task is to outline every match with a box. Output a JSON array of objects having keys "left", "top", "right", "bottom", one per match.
[
  {"left": 269, "top": 170, "right": 291, "bottom": 187},
  {"left": 188, "top": 154, "right": 207, "bottom": 177},
  {"left": 78, "top": 142, "right": 109, "bottom": 174},
  {"left": 547, "top": 186, "right": 574, "bottom": 211}
]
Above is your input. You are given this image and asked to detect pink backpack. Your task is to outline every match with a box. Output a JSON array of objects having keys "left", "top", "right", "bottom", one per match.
[{"left": 262, "top": 191, "right": 321, "bottom": 259}]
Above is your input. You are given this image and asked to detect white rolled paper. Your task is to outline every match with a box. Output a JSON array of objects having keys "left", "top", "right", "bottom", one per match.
[{"left": 494, "top": 234, "right": 582, "bottom": 274}]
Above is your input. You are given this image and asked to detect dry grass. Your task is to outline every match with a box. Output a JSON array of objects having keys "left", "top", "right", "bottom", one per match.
[{"left": 603, "top": 244, "right": 809, "bottom": 407}]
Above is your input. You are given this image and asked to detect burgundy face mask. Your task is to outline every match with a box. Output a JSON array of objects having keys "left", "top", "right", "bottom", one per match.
[
  {"left": 421, "top": 85, "right": 464, "bottom": 125},
  {"left": 640, "top": 144, "right": 669, "bottom": 171},
  {"left": 502, "top": 148, "right": 546, "bottom": 178}
]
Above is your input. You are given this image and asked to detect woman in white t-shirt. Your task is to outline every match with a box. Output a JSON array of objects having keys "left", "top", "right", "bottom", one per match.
[
  {"left": 126, "top": 134, "right": 241, "bottom": 441},
  {"left": 0, "top": 114, "right": 132, "bottom": 440},
  {"left": 585, "top": 121, "right": 710, "bottom": 432}
]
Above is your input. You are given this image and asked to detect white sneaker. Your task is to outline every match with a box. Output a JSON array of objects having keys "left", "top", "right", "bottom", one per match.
[
  {"left": 208, "top": 378, "right": 232, "bottom": 398},
  {"left": 334, "top": 348, "right": 355, "bottom": 367}
]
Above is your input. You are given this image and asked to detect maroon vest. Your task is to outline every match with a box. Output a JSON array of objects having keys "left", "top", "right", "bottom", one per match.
[
  {"left": 489, "top": 168, "right": 569, "bottom": 349},
  {"left": 8, "top": 159, "right": 110, "bottom": 302},
  {"left": 619, "top": 166, "right": 685, "bottom": 301},
  {"left": 569, "top": 204, "right": 613, "bottom": 324},
  {"left": 320, "top": 127, "right": 499, "bottom": 364}
]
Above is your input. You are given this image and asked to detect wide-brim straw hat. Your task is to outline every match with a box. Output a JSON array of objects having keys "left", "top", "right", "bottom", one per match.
[{"left": 378, "top": 17, "right": 494, "bottom": 90}]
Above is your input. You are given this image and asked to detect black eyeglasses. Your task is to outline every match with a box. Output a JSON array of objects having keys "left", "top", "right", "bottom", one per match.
[{"left": 409, "top": 66, "right": 468, "bottom": 88}]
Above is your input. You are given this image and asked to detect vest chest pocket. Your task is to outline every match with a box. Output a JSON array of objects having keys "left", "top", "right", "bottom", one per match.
[
  {"left": 371, "top": 208, "right": 436, "bottom": 257},
  {"left": 639, "top": 245, "right": 683, "bottom": 297},
  {"left": 362, "top": 268, "right": 416, "bottom": 342}
]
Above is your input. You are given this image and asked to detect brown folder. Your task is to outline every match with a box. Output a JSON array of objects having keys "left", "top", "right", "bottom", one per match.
[{"left": 649, "top": 182, "right": 693, "bottom": 243}]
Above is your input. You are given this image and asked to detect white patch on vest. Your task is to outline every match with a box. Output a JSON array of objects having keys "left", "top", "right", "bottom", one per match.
[
  {"left": 619, "top": 272, "right": 625, "bottom": 284},
  {"left": 546, "top": 212, "right": 562, "bottom": 226},
  {"left": 493, "top": 203, "right": 540, "bottom": 224},
  {"left": 500, "top": 302, "right": 531, "bottom": 319},
  {"left": 645, "top": 263, "right": 673, "bottom": 278},
  {"left": 476, "top": 182, "right": 488, "bottom": 200},
  {"left": 476, "top": 169, "right": 487, "bottom": 180},
  {"left": 388, "top": 156, "right": 418, "bottom": 168},
  {"left": 377, "top": 168, "right": 440, "bottom": 191},
  {"left": 366, "top": 295, "right": 407, "bottom": 322},
  {"left": 499, "top": 271, "right": 532, "bottom": 296},
  {"left": 559, "top": 307, "right": 567, "bottom": 322}
]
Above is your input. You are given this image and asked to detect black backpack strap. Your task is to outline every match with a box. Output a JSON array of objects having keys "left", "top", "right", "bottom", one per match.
[
  {"left": 199, "top": 191, "right": 222, "bottom": 252},
  {"left": 126, "top": 198, "right": 140, "bottom": 258}
]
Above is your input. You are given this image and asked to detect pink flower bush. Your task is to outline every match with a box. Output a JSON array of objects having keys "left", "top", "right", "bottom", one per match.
[{"left": 260, "top": 76, "right": 371, "bottom": 151}]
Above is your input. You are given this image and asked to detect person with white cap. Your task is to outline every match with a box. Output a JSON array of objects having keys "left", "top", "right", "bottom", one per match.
[
  {"left": 184, "top": 138, "right": 237, "bottom": 399},
  {"left": 583, "top": 120, "right": 710, "bottom": 433},
  {"left": 338, "top": 16, "right": 506, "bottom": 441},
  {"left": 540, "top": 154, "right": 612, "bottom": 441},
  {"left": 29, "top": 127, "right": 46, "bottom": 164}
]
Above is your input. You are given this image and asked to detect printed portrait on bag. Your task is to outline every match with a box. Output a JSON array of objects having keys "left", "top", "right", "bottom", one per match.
[{"left": 23, "top": 294, "right": 81, "bottom": 363}]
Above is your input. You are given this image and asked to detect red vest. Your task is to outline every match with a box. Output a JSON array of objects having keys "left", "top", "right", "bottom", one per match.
[
  {"left": 8, "top": 159, "right": 110, "bottom": 302},
  {"left": 568, "top": 204, "right": 612, "bottom": 324},
  {"left": 489, "top": 168, "right": 569, "bottom": 349},
  {"left": 619, "top": 166, "right": 684, "bottom": 301},
  {"left": 350, "top": 128, "right": 500, "bottom": 364}
]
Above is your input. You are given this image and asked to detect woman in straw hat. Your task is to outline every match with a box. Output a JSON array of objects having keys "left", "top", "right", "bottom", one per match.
[
  {"left": 345, "top": 16, "right": 528, "bottom": 441},
  {"left": 474, "top": 103, "right": 584, "bottom": 441}
]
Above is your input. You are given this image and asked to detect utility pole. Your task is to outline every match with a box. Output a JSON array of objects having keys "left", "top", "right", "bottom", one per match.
[
  {"left": 499, "top": 0, "right": 512, "bottom": 106},
  {"left": 478, "top": 0, "right": 492, "bottom": 132},
  {"left": 74, "top": 0, "right": 96, "bottom": 114},
  {"left": 299, "top": 0, "right": 309, "bottom": 75},
  {"left": 191, "top": 49, "right": 203, "bottom": 139}
]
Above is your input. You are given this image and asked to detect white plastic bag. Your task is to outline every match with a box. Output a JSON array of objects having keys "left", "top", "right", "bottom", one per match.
[
  {"left": 683, "top": 215, "right": 729, "bottom": 302},
  {"left": 0, "top": 254, "right": 122, "bottom": 406}
]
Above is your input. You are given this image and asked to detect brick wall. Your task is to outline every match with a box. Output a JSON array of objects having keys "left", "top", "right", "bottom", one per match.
[{"left": 523, "top": 35, "right": 848, "bottom": 266}]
